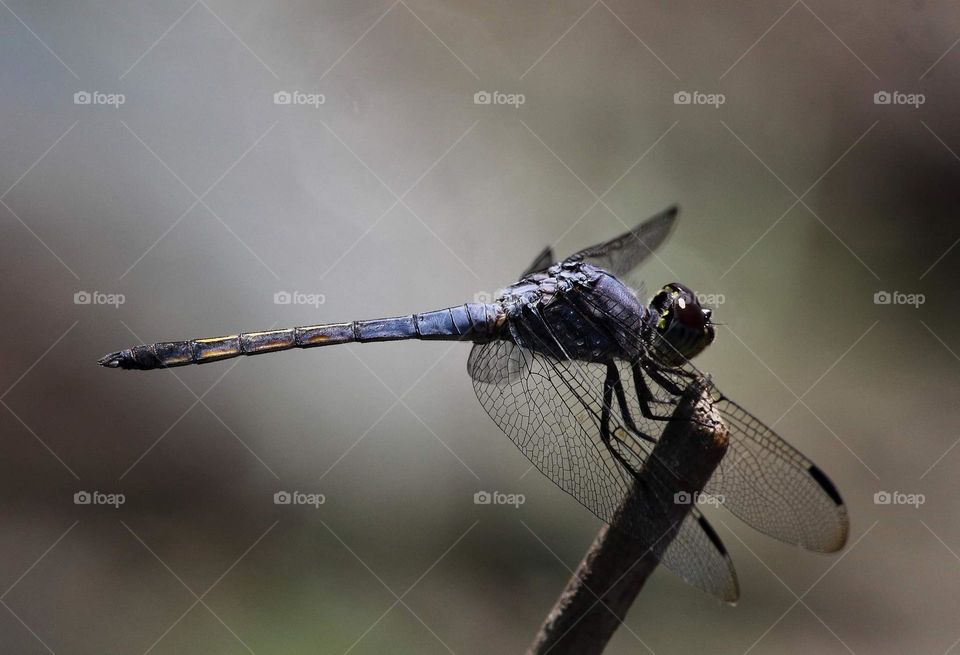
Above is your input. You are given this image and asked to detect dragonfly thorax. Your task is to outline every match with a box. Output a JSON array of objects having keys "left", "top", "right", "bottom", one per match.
[{"left": 497, "top": 262, "right": 651, "bottom": 363}]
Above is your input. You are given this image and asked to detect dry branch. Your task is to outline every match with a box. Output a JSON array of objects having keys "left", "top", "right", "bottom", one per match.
[{"left": 527, "top": 382, "right": 729, "bottom": 655}]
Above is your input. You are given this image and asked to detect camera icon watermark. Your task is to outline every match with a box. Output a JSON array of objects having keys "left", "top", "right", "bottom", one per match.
[
  {"left": 74, "top": 490, "right": 125, "bottom": 508},
  {"left": 273, "top": 290, "right": 325, "bottom": 308},
  {"left": 74, "top": 90, "right": 125, "bottom": 108},
  {"left": 873, "top": 490, "right": 924, "bottom": 508},
  {"left": 873, "top": 290, "right": 924, "bottom": 308},
  {"left": 273, "top": 90, "right": 325, "bottom": 108},
  {"left": 474, "top": 90, "right": 525, "bottom": 108},
  {"left": 273, "top": 490, "right": 325, "bottom": 508},
  {"left": 473, "top": 290, "right": 503, "bottom": 304},
  {"left": 873, "top": 90, "right": 924, "bottom": 108},
  {"left": 74, "top": 290, "right": 125, "bottom": 308},
  {"left": 673, "top": 90, "right": 725, "bottom": 108},
  {"left": 673, "top": 491, "right": 724, "bottom": 507},
  {"left": 473, "top": 490, "right": 525, "bottom": 508}
]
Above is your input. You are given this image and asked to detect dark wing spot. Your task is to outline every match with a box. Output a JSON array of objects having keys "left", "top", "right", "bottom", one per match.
[
  {"left": 808, "top": 465, "right": 844, "bottom": 506},
  {"left": 697, "top": 514, "right": 728, "bottom": 556}
]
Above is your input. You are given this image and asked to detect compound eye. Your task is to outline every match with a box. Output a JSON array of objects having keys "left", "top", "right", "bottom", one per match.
[{"left": 675, "top": 296, "right": 704, "bottom": 328}]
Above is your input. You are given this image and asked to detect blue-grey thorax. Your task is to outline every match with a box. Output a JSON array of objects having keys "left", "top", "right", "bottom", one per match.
[{"left": 499, "top": 261, "right": 653, "bottom": 363}]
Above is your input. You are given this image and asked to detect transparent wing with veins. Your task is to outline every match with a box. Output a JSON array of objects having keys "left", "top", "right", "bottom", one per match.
[
  {"left": 575, "top": 289, "right": 850, "bottom": 553},
  {"left": 518, "top": 205, "right": 678, "bottom": 280},
  {"left": 468, "top": 322, "right": 739, "bottom": 601}
]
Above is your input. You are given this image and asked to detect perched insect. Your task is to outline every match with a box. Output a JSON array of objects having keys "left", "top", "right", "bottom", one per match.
[{"left": 100, "top": 206, "right": 848, "bottom": 600}]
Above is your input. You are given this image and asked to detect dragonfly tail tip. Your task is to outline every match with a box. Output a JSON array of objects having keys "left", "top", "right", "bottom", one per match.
[{"left": 97, "top": 351, "right": 124, "bottom": 368}]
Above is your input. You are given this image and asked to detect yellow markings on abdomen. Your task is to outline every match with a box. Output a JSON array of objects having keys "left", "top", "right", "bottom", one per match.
[
  {"left": 194, "top": 336, "right": 242, "bottom": 363},
  {"left": 296, "top": 323, "right": 354, "bottom": 347},
  {"left": 240, "top": 329, "right": 296, "bottom": 354}
]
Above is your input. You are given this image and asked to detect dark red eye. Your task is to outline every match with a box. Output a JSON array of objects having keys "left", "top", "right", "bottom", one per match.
[{"left": 675, "top": 297, "right": 705, "bottom": 328}]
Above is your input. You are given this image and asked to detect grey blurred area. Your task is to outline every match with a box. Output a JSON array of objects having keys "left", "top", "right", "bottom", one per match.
[{"left": 1, "top": 1, "right": 958, "bottom": 653}]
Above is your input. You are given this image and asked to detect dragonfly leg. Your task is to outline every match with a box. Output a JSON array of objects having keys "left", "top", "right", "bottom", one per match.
[
  {"left": 639, "top": 358, "right": 700, "bottom": 397},
  {"left": 631, "top": 361, "right": 679, "bottom": 421},
  {"left": 601, "top": 364, "right": 645, "bottom": 478},
  {"left": 609, "top": 363, "right": 657, "bottom": 443}
]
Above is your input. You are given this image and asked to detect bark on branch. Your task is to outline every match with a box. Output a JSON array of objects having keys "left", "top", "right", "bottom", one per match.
[{"left": 527, "top": 382, "right": 729, "bottom": 655}]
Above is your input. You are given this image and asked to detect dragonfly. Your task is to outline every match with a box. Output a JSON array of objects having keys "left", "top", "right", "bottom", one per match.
[{"left": 99, "top": 206, "right": 848, "bottom": 601}]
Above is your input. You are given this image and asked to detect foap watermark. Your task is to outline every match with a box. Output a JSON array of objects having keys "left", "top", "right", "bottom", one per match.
[
  {"left": 273, "top": 90, "right": 325, "bottom": 108},
  {"left": 274, "top": 490, "right": 325, "bottom": 508},
  {"left": 873, "top": 90, "right": 924, "bottom": 108},
  {"left": 874, "top": 290, "right": 924, "bottom": 308},
  {"left": 696, "top": 292, "right": 726, "bottom": 307},
  {"left": 74, "top": 290, "right": 125, "bottom": 308},
  {"left": 74, "top": 90, "right": 125, "bottom": 108},
  {"left": 274, "top": 290, "right": 325, "bottom": 308},
  {"left": 874, "top": 490, "right": 925, "bottom": 508},
  {"left": 673, "top": 491, "right": 725, "bottom": 507},
  {"left": 474, "top": 90, "right": 525, "bottom": 108},
  {"left": 474, "top": 490, "right": 525, "bottom": 508},
  {"left": 74, "top": 490, "right": 125, "bottom": 508},
  {"left": 673, "top": 90, "right": 725, "bottom": 108}
]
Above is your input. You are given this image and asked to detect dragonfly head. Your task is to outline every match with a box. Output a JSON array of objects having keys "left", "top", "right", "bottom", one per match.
[{"left": 649, "top": 282, "right": 715, "bottom": 366}]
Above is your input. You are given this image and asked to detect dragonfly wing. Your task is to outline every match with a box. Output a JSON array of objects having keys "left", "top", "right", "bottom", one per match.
[
  {"left": 467, "top": 335, "right": 738, "bottom": 601},
  {"left": 662, "top": 509, "right": 739, "bottom": 603},
  {"left": 703, "top": 395, "right": 850, "bottom": 552},
  {"left": 521, "top": 245, "right": 555, "bottom": 278},
  {"left": 571, "top": 289, "right": 849, "bottom": 553},
  {"left": 564, "top": 205, "right": 678, "bottom": 278}
]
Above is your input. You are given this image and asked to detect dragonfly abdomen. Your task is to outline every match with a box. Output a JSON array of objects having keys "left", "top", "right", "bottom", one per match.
[{"left": 98, "top": 303, "right": 504, "bottom": 370}]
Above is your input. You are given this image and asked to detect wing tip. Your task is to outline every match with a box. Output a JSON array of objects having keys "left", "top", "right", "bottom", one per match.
[
  {"left": 695, "top": 513, "right": 741, "bottom": 603},
  {"left": 807, "top": 464, "right": 843, "bottom": 506},
  {"left": 697, "top": 513, "right": 727, "bottom": 555},
  {"left": 651, "top": 204, "right": 679, "bottom": 229},
  {"left": 807, "top": 464, "right": 850, "bottom": 552},
  {"left": 651, "top": 204, "right": 679, "bottom": 239}
]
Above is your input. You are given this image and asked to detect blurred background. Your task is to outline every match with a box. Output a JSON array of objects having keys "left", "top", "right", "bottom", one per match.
[{"left": 1, "top": 1, "right": 958, "bottom": 653}]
